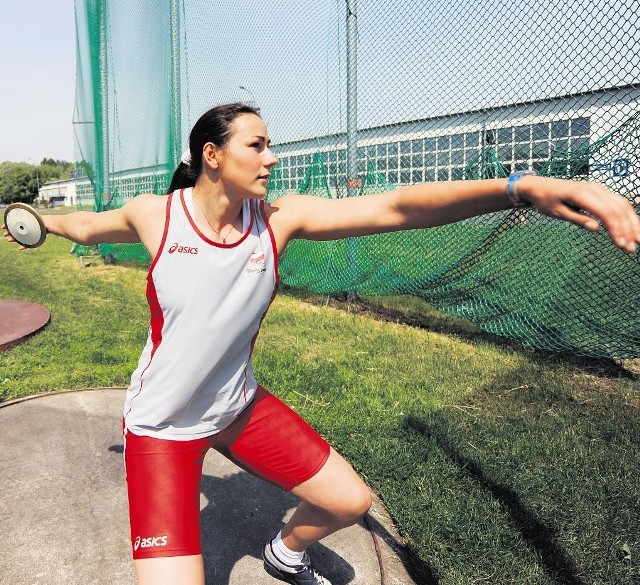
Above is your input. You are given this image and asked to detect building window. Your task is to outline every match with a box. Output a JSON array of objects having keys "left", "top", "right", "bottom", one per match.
[
  {"left": 551, "top": 120, "right": 569, "bottom": 138},
  {"left": 514, "top": 125, "right": 531, "bottom": 143},
  {"left": 451, "top": 134, "right": 464, "bottom": 149},
  {"left": 571, "top": 118, "right": 590, "bottom": 136},
  {"left": 273, "top": 113, "right": 591, "bottom": 190},
  {"left": 465, "top": 131, "right": 480, "bottom": 148},
  {"left": 497, "top": 128, "right": 512, "bottom": 144},
  {"left": 531, "top": 122, "right": 549, "bottom": 141},
  {"left": 437, "top": 135, "right": 450, "bottom": 150}
]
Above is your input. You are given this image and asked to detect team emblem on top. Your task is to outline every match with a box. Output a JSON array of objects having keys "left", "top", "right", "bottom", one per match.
[{"left": 246, "top": 250, "right": 266, "bottom": 273}]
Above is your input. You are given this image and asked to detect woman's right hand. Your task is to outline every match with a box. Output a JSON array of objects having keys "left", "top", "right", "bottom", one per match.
[{"left": 2, "top": 221, "right": 27, "bottom": 250}]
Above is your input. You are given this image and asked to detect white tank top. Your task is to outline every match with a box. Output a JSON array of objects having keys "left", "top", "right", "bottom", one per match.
[{"left": 123, "top": 188, "right": 279, "bottom": 440}]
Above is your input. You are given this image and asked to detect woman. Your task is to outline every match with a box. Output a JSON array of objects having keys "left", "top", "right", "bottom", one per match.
[{"left": 4, "top": 103, "right": 640, "bottom": 585}]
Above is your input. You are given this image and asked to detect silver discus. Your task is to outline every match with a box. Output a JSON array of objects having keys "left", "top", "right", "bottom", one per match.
[{"left": 3, "top": 203, "right": 47, "bottom": 248}]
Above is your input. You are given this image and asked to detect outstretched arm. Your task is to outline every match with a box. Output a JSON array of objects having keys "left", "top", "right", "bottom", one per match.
[
  {"left": 40, "top": 206, "right": 140, "bottom": 246},
  {"left": 268, "top": 176, "right": 640, "bottom": 254},
  {"left": 2, "top": 194, "right": 167, "bottom": 252}
]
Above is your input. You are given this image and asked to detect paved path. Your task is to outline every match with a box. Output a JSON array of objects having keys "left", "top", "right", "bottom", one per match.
[{"left": 0, "top": 388, "right": 416, "bottom": 585}]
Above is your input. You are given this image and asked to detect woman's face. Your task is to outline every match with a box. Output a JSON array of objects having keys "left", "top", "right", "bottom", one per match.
[{"left": 214, "top": 113, "right": 278, "bottom": 199}]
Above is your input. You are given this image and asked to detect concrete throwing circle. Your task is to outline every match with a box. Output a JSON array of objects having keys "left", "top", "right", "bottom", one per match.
[
  {"left": 0, "top": 300, "right": 50, "bottom": 351},
  {"left": 0, "top": 388, "right": 411, "bottom": 585}
]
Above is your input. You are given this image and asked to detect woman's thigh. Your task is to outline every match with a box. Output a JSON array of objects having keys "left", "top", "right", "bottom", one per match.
[
  {"left": 212, "top": 385, "right": 331, "bottom": 491},
  {"left": 124, "top": 429, "right": 210, "bottom": 560},
  {"left": 214, "top": 386, "right": 370, "bottom": 517}
]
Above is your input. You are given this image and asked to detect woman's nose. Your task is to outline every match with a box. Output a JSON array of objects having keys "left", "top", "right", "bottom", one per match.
[{"left": 264, "top": 149, "right": 278, "bottom": 168}]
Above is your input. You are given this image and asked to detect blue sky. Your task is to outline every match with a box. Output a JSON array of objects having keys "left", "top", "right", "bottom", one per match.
[{"left": 0, "top": 0, "right": 75, "bottom": 163}]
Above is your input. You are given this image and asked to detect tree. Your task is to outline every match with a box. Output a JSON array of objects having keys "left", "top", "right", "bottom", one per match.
[
  {"left": 0, "top": 160, "right": 74, "bottom": 204},
  {"left": 0, "top": 163, "right": 37, "bottom": 204}
]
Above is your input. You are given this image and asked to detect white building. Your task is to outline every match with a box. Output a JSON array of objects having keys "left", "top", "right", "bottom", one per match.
[
  {"left": 271, "top": 87, "right": 639, "bottom": 196},
  {"left": 38, "top": 177, "right": 77, "bottom": 207}
]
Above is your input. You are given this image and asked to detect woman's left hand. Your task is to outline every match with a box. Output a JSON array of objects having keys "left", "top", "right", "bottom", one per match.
[{"left": 518, "top": 175, "right": 640, "bottom": 253}]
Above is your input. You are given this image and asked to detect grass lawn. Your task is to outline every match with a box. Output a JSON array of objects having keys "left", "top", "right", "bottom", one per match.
[{"left": 1, "top": 234, "right": 638, "bottom": 584}]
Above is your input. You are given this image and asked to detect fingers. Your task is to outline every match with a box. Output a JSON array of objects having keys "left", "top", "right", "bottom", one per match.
[
  {"left": 569, "top": 185, "right": 640, "bottom": 253},
  {"left": 554, "top": 205, "right": 601, "bottom": 233},
  {"left": 2, "top": 226, "right": 25, "bottom": 250},
  {"left": 528, "top": 178, "right": 640, "bottom": 254}
]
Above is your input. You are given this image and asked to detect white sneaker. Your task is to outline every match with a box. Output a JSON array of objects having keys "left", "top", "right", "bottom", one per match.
[{"left": 262, "top": 540, "right": 332, "bottom": 585}]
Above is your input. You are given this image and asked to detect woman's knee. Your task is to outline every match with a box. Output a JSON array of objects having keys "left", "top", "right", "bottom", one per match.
[
  {"left": 292, "top": 447, "right": 372, "bottom": 522},
  {"left": 320, "top": 477, "right": 372, "bottom": 523},
  {"left": 335, "top": 483, "right": 373, "bottom": 523}
]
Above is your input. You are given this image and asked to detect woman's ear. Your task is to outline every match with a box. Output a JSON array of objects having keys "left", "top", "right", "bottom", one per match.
[{"left": 202, "top": 142, "right": 220, "bottom": 170}]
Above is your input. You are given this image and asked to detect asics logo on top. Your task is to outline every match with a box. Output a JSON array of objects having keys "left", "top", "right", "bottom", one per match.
[
  {"left": 168, "top": 243, "right": 198, "bottom": 254},
  {"left": 134, "top": 535, "right": 168, "bottom": 551}
]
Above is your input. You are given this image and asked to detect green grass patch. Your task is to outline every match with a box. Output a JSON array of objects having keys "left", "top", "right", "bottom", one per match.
[
  {"left": 280, "top": 219, "right": 640, "bottom": 358},
  {"left": 0, "top": 235, "right": 148, "bottom": 396},
  {"left": 1, "top": 235, "right": 638, "bottom": 583}
]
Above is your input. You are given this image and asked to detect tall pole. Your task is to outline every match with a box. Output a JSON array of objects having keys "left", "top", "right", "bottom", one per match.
[
  {"left": 170, "top": 0, "right": 182, "bottom": 169},
  {"left": 345, "top": 0, "right": 358, "bottom": 299},
  {"left": 98, "top": 0, "right": 109, "bottom": 210},
  {"left": 27, "top": 158, "right": 40, "bottom": 202},
  {"left": 346, "top": 0, "right": 358, "bottom": 197}
]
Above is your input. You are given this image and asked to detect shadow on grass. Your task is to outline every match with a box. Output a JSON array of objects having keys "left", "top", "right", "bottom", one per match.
[
  {"left": 363, "top": 512, "right": 440, "bottom": 584},
  {"left": 283, "top": 286, "right": 635, "bottom": 380},
  {"left": 402, "top": 415, "right": 588, "bottom": 585}
]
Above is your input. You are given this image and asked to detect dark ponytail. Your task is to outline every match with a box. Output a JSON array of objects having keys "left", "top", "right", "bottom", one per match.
[
  {"left": 167, "top": 161, "right": 198, "bottom": 193},
  {"left": 167, "top": 102, "right": 261, "bottom": 194}
]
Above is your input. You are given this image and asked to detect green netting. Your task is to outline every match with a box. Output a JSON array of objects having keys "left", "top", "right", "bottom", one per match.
[
  {"left": 272, "top": 116, "right": 640, "bottom": 357},
  {"left": 73, "top": 0, "right": 640, "bottom": 359}
]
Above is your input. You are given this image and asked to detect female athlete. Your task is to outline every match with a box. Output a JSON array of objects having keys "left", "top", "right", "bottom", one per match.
[{"left": 4, "top": 102, "right": 640, "bottom": 585}]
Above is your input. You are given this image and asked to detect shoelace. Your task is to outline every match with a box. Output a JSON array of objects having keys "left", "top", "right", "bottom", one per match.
[{"left": 311, "top": 568, "right": 329, "bottom": 585}]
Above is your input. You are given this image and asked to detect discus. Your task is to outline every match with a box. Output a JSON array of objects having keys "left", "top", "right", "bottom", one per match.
[{"left": 3, "top": 203, "right": 47, "bottom": 248}]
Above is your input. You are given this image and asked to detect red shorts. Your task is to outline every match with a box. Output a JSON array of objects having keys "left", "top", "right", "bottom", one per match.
[{"left": 123, "top": 385, "right": 330, "bottom": 559}]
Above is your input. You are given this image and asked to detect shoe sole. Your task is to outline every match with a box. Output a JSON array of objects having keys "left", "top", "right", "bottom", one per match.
[{"left": 263, "top": 560, "right": 297, "bottom": 583}]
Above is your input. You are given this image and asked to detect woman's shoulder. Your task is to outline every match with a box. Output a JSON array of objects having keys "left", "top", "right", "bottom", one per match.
[
  {"left": 261, "top": 193, "right": 300, "bottom": 224},
  {"left": 124, "top": 193, "right": 170, "bottom": 212},
  {"left": 130, "top": 192, "right": 170, "bottom": 204},
  {"left": 120, "top": 193, "right": 170, "bottom": 228},
  {"left": 263, "top": 193, "right": 338, "bottom": 221},
  {"left": 263, "top": 192, "right": 315, "bottom": 214}
]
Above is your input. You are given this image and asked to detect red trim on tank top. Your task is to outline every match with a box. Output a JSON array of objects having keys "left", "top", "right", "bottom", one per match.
[
  {"left": 180, "top": 189, "right": 254, "bottom": 248},
  {"left": 147, "top": 191, "right": 173, "bottom": 277},
  {"left": 248, "top": 200, "right": 281, "bottom": 359},
  {"left": 124, "top": 194, "right": 172, "bottom": 423},
  {"left": 124, "top": 260, "right": 166, "bottom": 422},
  {"left": 261, "top": 199, "right": 280, "bottom": 284},
  {"left": 146, "top": 276, "right": 165, "bottom": 356}
]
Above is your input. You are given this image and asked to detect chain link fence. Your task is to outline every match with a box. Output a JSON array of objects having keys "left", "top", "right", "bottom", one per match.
[{"left": 74, "top": 0, "right": 640, "bottom": 358}]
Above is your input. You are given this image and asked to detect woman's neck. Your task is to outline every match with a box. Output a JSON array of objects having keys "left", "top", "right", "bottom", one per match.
[{"left": 191, "top": 184, "right": 244, "bottom": 242}]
